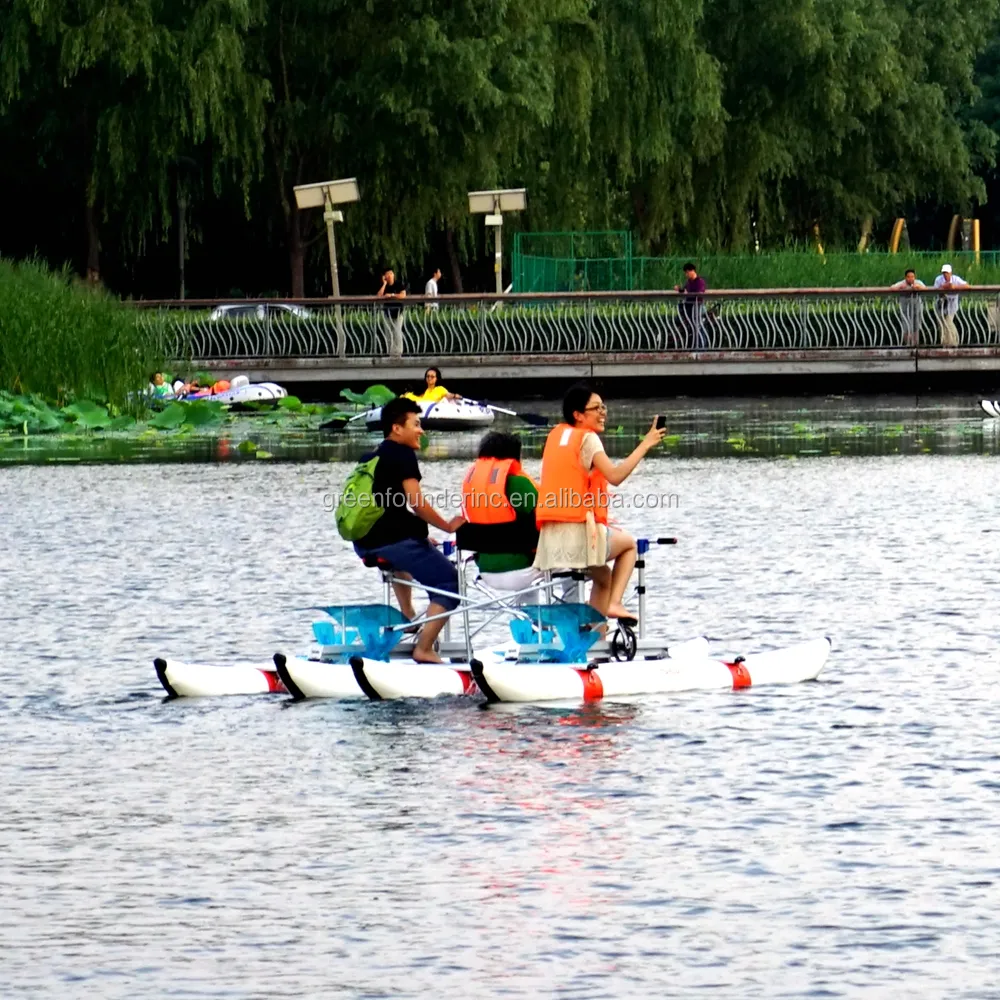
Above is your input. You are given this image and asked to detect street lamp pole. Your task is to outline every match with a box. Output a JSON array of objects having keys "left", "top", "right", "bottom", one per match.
[
  {"left": 492, "top": 199, "right": 503, "bottom": 296},
  {"left": 468, "top": 188, "right": 526, "bottom": 297},
  {"left": 294, "top": 177, "right": 360, "bottom": 358},
  {"left": 323, "top": 193, "right": 344, "bottom": 299}
]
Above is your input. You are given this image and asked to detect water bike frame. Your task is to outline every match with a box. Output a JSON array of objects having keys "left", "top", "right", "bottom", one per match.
[{"left": 310, "top": 537, "right": 679, "bottom": 666}]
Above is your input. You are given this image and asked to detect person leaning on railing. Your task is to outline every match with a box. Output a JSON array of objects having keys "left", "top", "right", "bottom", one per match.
[
  {"left": 932, "top": 263, "right": 968, "bottom": 348},
  {"left": 890, "top": 269, "right": 926, "bottom": 346},
  {"left": 674, "top": 262, "right": 707, "bottom": 349},
  {"left": 377, "top": 266, "right": 407, "bottom": 358}
]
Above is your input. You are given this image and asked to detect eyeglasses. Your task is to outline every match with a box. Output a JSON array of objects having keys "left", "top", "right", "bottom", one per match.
[{"left": 584, "top": 403, "right": 608, "bottom": 413}]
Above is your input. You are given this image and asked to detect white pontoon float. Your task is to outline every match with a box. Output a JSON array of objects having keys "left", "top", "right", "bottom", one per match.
[
  {"left": 155, "top": 538, "right": 831, "bottom": 702},
  {"left": 343, "top": 539, "right": 831, "bottom": 704}
]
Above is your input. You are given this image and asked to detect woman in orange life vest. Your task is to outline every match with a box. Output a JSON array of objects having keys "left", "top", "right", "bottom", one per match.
[
  {"left": 534, "top": 383, "right": 666, "bottom": 621},
  {"left": 456, "top": 431, "right": 540, "bottom": 592}
]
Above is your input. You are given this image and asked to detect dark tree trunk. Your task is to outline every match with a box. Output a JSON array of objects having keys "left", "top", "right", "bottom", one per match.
[
  {"left": 288, "top": 204, "right": 305, "bottom": 298},
  {"left": 85, "top": 196, "right": 101, "bottom": 284},
  {"left": 445, "top": 227, "right": 463, "bottom": 293}
]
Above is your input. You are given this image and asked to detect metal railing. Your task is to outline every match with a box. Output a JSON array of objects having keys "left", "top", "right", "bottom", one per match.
[{"left": 133, "top": 288, "right": 1000, "bottom": 361}]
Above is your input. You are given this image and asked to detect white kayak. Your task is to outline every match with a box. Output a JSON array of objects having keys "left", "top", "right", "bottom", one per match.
[
  {"left": 470, "top": 636, "right": 832, "bottom": 704},
  {"left": 154, "top": 657, "right": 287, "bottom": 697},
  {"left": 364, "top": 398, "right": 494, "bottom": 431},
  {"left": 981, "top": 400, "right": 1000, "bottom": 418}
]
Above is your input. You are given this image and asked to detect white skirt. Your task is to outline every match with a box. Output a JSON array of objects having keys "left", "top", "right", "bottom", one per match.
[{"left": 533, "top": 514, "right": 610, "bottom": 570}]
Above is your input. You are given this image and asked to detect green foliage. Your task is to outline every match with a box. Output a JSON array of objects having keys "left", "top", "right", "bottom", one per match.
[
  {"left": 339, "top": 385, "right": 396, "bottom": 407},
  {"left": 0, "top": 0, "right": 269, "bottom": 260},
  {"left": 0, "top": 258, "right": 166, "bottom": 407},
  {"left": 2, "top": 0, "right": 1000, "bottom": 292},
  {"left": 148, "top": 403, "right": 189, "bottom": 429},
  {"left": 181, "top": 400, "right": 227, "bottom": 428}
]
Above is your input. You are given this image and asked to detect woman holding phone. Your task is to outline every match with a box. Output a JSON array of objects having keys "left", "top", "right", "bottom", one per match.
[{"left": 534, "top": 383, "right": 666, "bottom": 622}]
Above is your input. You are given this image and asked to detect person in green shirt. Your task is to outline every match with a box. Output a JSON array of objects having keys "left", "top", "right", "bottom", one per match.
[{"left": 457, "top": 431, "right": 540, "bottom": 591}]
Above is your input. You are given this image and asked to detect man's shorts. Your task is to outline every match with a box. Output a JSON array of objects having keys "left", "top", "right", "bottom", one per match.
[{"left": 354, "top": 537, "right": 460, "bottom": 611}]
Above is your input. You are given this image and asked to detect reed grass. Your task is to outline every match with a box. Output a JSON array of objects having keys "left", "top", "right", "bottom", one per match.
[
  {"left": 0, "top": 258, "right": 169, "bottom": 409},
  {"left": 635, "top": 251, "right": 1000, "bottom": 290},
  {"left": 519, "top": 250, "right": 1000, "bottom": 291}
]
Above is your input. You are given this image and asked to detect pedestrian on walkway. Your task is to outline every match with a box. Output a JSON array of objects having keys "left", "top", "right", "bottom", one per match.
[
  {"left": 932, "top": 263, "right": 968, "bottom": 347},
  {"left": 675, "top": 263, "right": 707, "bottom": 349},
  {"left": 377, "top": 267, "right": 407, "bottom": 357},
  {"left": 890, "top": 269, "right": 926, "bottom": 346},
  {"left": 424, "top": 267, "right": 441, "bottom": 312}
]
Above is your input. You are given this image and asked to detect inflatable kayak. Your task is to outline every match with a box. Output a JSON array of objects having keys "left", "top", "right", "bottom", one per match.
[
  {"left": 154, "top": 657, "right": 287, "bottom": 697},
  {"left": 471, "top": 636, "right": 832, "bottom": 703},
  {"left": 981, "top": 400, "right": 1000, "bottom": 418},
  {"left": 363, "top": 398, "right": 494, "bottom": 431},
  {"left": 177, "top": 378, "right": 287, "bottom": 406}
]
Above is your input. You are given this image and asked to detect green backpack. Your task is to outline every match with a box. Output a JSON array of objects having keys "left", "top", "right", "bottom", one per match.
[{"left": 335, "top": 456, "right": 385, "bottom": 541}]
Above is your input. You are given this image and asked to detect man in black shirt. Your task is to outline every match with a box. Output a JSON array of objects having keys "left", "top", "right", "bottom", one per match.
[
  {"left": 353, "top": 397, "right": 465, "bottom": 662},
  {"left": 377, "top": 267, "right": 407, "bottom": 358}
]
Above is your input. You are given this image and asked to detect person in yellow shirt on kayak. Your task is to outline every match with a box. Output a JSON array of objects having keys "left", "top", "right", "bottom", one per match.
[{"left": 402, "top": 366, "right": 462, "bottom": 403}]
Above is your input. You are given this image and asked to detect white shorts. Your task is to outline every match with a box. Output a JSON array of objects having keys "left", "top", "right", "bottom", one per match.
[{"left": 478, "top": 568, "right": 583, "bottom": 604}]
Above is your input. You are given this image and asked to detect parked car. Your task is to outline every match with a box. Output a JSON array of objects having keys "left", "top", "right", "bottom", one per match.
[{"left": 208, "top": 303, "right": 311, "bottom": 321}]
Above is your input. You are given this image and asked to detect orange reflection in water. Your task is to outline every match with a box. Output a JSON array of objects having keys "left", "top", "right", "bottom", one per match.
[{"left": 451, "top": 701, "right": 641, "bottom": 914}]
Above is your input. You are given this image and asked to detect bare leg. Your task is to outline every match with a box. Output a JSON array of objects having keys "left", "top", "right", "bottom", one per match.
[
  {"left": 413, "top": 602, "right": 449, "bottom": 663},
  {"left": 391, "top": 574, "right": 416, "bottom": 621},
  {"left": 588, "top": 566, "right": 612, "bottom": 616},
  {"left": 606, "top": 529, "right": 638, "bottom": 619}
]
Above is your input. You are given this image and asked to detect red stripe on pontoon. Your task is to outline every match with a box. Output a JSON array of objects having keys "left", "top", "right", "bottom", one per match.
[
  {"left": 458, "top": 671, "right": 478, "bottom": 696},
  {"left": 725, "top": 661, "right": 751, "bottom": 689},
  {"left": 262, "top": 669, "right": 287, "bottom": 694},
  {"left": 576, "top": 668, "right": 604, "bottom": 702}
]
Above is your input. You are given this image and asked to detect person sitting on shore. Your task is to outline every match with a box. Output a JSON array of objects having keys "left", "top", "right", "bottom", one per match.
[
  {"left": 533, "top": 383, "right": 665, "bottom": 623},
  {"left": 352, "top": 396, "right": 465, "bottom": 663},
  {"left": 457, "top": 431, "right": 539, "bottom": 593},
  {"left": 402, "top": 367, "right": 461, "bottom": 404}
]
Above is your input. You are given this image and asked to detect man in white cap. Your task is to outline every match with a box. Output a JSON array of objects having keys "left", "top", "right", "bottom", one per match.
[{"left": 932, "top": 263, "right": 968, "bottom": 347}]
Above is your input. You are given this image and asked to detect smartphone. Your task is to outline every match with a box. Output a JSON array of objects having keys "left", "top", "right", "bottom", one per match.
[{"left": 655, "top": 414, "right": 667, "bottom": 430}]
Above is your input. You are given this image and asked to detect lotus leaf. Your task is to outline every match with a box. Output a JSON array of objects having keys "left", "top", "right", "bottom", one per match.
[
  {"left": 339, "top": 384, "right": 395, "bottom": 407},
  {"left": 149, "top": 403, "right": 188, "bottom": 429},
  {"left": 183, "top": 401, "right": 226, "bottom": 428}
]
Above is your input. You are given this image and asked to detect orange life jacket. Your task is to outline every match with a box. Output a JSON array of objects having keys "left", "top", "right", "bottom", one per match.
[
  {"left": 536, "top": 424, "right": 610, "bottom": 526},
  {"left": 461, "top": 457, "right": 522, "bottom": 525},
  {"left": 211, "top": 379, "right": 232, "bottom": 395}
]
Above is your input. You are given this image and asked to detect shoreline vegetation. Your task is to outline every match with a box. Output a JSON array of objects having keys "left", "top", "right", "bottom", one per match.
[
  {"left": 0, "top": 258, "right": 167, "bottom": 410},
  {"left": 0, "top": 260, "right": 398, "bottom": 437},
  {"left": 525, "top": 250, "right": 1000, "bottom": 293}
]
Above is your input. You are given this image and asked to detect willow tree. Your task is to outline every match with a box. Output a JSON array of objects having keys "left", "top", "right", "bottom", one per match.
[
  {"left": 694, "top": 0, "right": 999, "bottom": 248},
  {"left": 255, "top": 0, "right": 591, "bottom": 295},
  {"left": 521, "top": 0, "right": 724, "bottom": 250},
  {"left": 0, "top": 0, "right": 268, "bottom": 284}
]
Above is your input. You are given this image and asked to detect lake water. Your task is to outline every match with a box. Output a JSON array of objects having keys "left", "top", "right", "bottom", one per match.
[{"left": 2, "top": 395, "right": 1000, "bottom": 997}]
